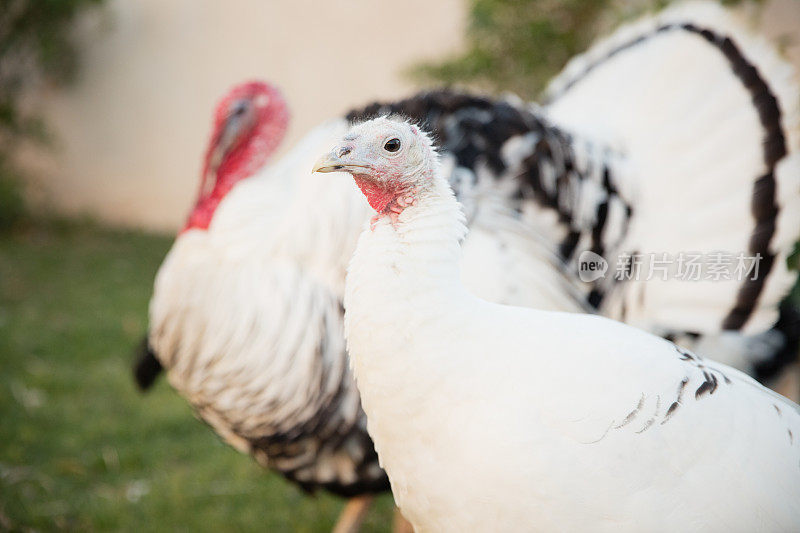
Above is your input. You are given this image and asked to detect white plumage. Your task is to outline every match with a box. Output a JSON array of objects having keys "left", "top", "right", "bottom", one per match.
[
  {"left": 149, "top": 117, "right": 384, "bottom": 492},
  {"left": 139, "top": 1, "right": 800, "bottom": 524},
  {"left": 329, "top": 116, "right": 800, "bottom": 532}
]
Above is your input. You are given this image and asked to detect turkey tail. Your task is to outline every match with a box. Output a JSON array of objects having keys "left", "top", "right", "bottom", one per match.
[
  {"left": 542, "top": 1, "right": 800, "bottom": 371},
  {"left": 132, "top": 334, "right": 162, "bottom": 391}
]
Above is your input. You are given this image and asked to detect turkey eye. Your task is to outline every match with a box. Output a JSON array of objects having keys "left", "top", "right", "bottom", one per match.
[
  {"left": 230, "top": 101, "right": 249, "bottom": 117},
  {"left": 384, "top": 138, "right": 401, "bottom": 153}
]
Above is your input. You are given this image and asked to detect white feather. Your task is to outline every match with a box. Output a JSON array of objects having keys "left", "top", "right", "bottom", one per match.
[
  {"left": 545, "top": 1, "right": 800, "bottom": 344},
  {"left": 342, "top": 124, "right": 800, "bottom": 532}
]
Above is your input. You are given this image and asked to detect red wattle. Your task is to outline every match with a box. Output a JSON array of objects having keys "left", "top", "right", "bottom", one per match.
[{"left": 353, "top": 176, "right": 403, "bottom": 214}]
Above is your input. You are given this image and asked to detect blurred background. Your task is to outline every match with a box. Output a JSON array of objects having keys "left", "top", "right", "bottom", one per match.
[{"left": 1, "top": 0, "right": 798, "bottom": 530}]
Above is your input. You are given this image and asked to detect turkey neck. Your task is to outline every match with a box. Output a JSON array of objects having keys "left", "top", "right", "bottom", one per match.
[{"left": 343, "top": 173, "right": 472, "bottom": 380}]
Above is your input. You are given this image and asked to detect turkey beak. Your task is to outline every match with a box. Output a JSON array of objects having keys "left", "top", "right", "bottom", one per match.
[{"left": 312, "top": 147, "right": 370, "bottom": 174}]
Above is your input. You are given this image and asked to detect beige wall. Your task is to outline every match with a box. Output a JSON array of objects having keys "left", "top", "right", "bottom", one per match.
[
  {"left": 18, "top": 0, "right": 800, "bottom": 232},
  {"left": 20, "top": 0, "right": 466, "bottom": 231}
]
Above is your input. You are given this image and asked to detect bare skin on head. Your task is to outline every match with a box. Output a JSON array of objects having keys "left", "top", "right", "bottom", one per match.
[
  {"left": 313, "top": 117, "right": 434, "bottom": 229},
  {"left": 184, "top": 81, "right": 289, "bottom": 232}
]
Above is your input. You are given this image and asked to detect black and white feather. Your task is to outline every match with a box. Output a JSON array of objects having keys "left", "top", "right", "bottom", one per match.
[
  {"left": 140, "top": 0, "right": 800, "bottom": 501},
  {"left": 543, "top": 1, "right": 800, "bottom": 379}
]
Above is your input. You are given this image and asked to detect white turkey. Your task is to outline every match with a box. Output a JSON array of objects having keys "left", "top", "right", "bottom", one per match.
[
  {"left": 316, "top": 114, "right": 800, "bottom": 532},
  {"left": 134, "top": 1, "right": 800, "bottom": 529}
]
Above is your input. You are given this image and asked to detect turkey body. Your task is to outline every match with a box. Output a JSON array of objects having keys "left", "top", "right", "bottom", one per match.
[
  {"left": 149, "top": 121, "right": 384, "bottom": 494},
  {"left": 341, "top": 127, "right": 800, "bottom": 533}
]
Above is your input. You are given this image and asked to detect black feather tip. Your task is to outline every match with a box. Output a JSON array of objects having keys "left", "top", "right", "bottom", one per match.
[{"left": 132, "top": 334, "right": 163, "bottom": 391}]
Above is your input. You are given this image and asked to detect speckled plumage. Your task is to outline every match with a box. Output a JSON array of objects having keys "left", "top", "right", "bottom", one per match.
[{"left": 149, "top": 118, "right": 384, "bottom": 495}]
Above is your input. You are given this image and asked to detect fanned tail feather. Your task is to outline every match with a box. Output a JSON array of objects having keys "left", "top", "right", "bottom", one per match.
[{"left": 543, "top": 1, "right": 800, "bottom": 372}]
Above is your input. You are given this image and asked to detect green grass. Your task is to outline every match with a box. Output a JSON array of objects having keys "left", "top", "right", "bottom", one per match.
[{"left": 0, "top": 220, "right": 394, "bottom": 532}]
